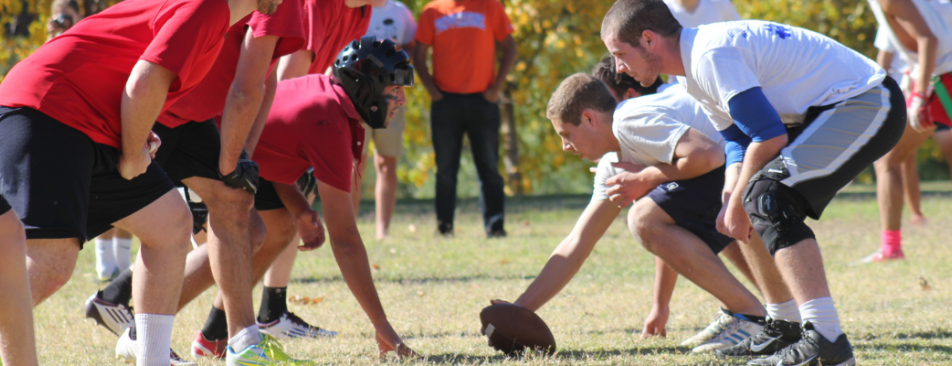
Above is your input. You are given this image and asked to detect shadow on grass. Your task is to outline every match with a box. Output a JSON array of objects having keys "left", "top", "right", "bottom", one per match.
[
  {"left": 291, "top": 273, "right": 537, "bottom": 285},
  {"left": 421, "top": 346, "right": 718, "bottom": 364},
  {"left": 853, "top": 343, "right": 952, "bottom": 354},
  {"left": 857, "top": 329, "right": 952, "bottom": 341}
]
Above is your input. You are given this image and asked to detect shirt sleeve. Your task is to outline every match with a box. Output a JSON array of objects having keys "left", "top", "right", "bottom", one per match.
[
  {"left": 141, "top": 0, "right": 229, "bottom": 92},
  {"left": 302, "top": 119, "right": 355, "bottom": 193},
  {"left": 415, "top": 7, "right": 434, "bottom": 45},
  {"left": 717, "top": 0, "right": 742, "bottom": 21},
  {"left": 591, "top": 154, "right": 618, "bottom": 202},
  {"left": 304, "top": 0, "right": 337, "bottom": 52},
  {"left": 248, "top": 0, "right": 306, "bottom": 59},
  {"left": 615, "top": 112, "right": 690, "bottom": 165},
  {"left": 694, "top": 48, "right": 761, "bottom": 108},
  {"left": 727, "top": 87, "right": 786, "bottom": 142},
  {"left": 490, "top": 0, "right": 514, "bottom": 41}
]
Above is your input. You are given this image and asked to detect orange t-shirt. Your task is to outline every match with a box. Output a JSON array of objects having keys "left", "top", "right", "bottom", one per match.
[{"left": 415, "top": 0, "right": 513, "bottom": 94}]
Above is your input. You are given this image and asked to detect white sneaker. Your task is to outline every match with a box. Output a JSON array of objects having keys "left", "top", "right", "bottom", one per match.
[
  {"left": 258, "top": 312, "right": 337, "bottom": 340},
  {"left": 84, "top": 291, "right": 134, "bottom": 336},
  {"left": 115, "top": 327, "right": 197, "bottom": 366},
  {"left": 691, "top": 314, "right": 764, "bottom": 353},
  {"left": 680, "top": 308, "right": 734, "bottom": 347}
]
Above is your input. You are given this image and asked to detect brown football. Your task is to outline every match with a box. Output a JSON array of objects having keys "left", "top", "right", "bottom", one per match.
[{"left": 479, "top": 303, "right": 556, "bottom": 356}]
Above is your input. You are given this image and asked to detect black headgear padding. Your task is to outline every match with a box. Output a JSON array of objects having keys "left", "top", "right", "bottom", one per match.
[{"left": 333, "top": 36, "right": 414, "bottom": 129}]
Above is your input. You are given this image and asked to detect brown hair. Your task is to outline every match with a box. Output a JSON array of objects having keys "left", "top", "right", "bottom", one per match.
[
  {"left": 601, "top": 0, "right": 681, "bottom": 47},
  {"left": 546, "top": 73, "right": 617, "bottom": 126},
  {"left": 592, "top": 56, "right": 663, "bottom": 98}
]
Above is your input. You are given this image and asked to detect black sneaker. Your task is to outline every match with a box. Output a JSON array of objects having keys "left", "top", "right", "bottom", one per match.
[
  {"left": 747, "top": 322, "right": 855, "bottom": 366},
  {"left": 487, "top": 228, "right": 507, "bottom": 238},
  {"left": 716, "top": 318, "right": 801, "bottom": 358}
]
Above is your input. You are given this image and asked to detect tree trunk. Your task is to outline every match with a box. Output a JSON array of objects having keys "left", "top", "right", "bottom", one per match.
[{"left": 500, "top": 83, "right": 522, "bottom": 195}]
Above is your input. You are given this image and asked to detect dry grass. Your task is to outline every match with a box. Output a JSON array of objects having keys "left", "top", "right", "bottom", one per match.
[{"left": 34, "top": 192, "right": 952, "bottom": 365}]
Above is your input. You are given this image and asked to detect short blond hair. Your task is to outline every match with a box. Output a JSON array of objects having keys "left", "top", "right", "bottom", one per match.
[{"left": 546, "top": 73, "right": 617, "bottom": 126}]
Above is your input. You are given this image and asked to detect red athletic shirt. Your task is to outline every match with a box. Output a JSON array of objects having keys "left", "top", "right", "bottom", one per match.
[
  {"left": 158, "top": 0, "right": 305, "bottom": 127},
  {"left": 0, "top": 0, "right": 230, "bottom": 148},
  {"left": 253, "top": 74, "right": 364, "bottom": 192},
  {"left": 302, "top": 0, "right": 372, "bottom": 74}
]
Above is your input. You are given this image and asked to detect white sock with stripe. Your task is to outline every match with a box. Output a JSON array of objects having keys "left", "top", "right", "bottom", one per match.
[
  {"left": 135, "top": 313, "right": 174, "bottom": 366},
  {"left": 114, "top": 237, "right": 133, "bottom": 271},
  {"left": 95, "top": 237, "right": 116, "bottom": 278},
  {"left": 799, "top": 297, "right": 843, "bottom": 342},
  {"left": 228, "top": 324, "right": 262, "bottom": 353},
  {"left": 766, "top": 299, "right": 801, "bottom": 323}
]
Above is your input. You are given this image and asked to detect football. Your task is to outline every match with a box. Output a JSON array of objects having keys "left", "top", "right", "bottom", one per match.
[{"left": 479, "top": 303, "right": 556, "bottom": 356}]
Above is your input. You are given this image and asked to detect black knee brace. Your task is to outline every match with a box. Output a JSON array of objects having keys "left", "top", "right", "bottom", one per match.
[{"left": 742, "top": 178, "right": 816, "bottom": 256}]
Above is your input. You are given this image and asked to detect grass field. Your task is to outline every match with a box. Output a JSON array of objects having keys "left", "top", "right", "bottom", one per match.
[{"left": 34, "top": 185, "right": 952, "bottom": 365}]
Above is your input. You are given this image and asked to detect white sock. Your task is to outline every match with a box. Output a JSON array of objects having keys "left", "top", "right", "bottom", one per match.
[
  {"left": 766, "top": 299, "right": 801, "bottom": 323},
  {"left": 135, "top": 313, "right": 174, "bottom": 366},
  {"left": 228, "top": 325, "right": 262, "bottom": 353},
  {"left": 95, "top": 238, "right": 117, "bottom": 277},
  {"left": 114, "top": 237, "right": 133, "bottom": 271},
  {"left": 799, "top": 297, "right": 843, "bottom": 342}
]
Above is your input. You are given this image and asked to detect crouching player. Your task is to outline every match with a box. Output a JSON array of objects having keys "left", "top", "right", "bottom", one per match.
[
  {"left": 601, "top": 1, "right": 907, "bottom": 363},
  {"left": 239, "top": 36, "right": 416, "bottom": 358},
  {"left": 496, "top": 73, "right": 772, "bottom": 352}
]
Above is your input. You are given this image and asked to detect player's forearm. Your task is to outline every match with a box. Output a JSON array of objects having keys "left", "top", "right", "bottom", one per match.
[
  {"left": 915, "top": 34, "right": 938, "bottom": 96},
  {"left": 244, "top": 70, "right": 277, "bottom": 156},
  {"left": 121, "top": 61, "right": 174, "bottom": 158},
  {"left": 876, "top": 50, "right": 894, "bottom": 71},
  {"left": 276, "top": 49, "right": 312, "bottom": 81},
  {"left": 272, "top": 181, "right": 310, "bottom": 217},
  {"left": 730, "top": 135, "right": 787, "bottom": 206},
  {"left": 639, "top": 148, "right": 724, "bottom": 185},
  {"left": 514, "top": 236, "right": 590, "bottom": 312},
  {"left": 412, "top": 45, "right": 439, "bottom": 94},
  {"left": 652, "top": 257, "right": 677, "bottom": 309},
  {"left": 722, "top": 163, "right": 742, "bottom": 203},
  {"left": 329, "top": 225, "right": 391, "bottom": 328},
  {"left": 492, "top": 36, "right": 517, "bottom": 87}
]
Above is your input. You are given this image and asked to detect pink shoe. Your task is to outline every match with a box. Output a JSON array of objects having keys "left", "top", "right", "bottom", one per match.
[
  {"left": 191, "top": 331, "right": 227, "bottom": 359},
  {"left": 857, "top": 249, "right": 905, "bottom": 263}
]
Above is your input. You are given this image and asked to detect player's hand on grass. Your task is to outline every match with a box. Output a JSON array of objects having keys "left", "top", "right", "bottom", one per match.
[
  {"left": 719, "top": 197, "right": 752, "bottom": 242},
  {"left": 118, "top": 132, "right": 160, "bottom": 180},
  {"left": 296, "top": 209, "right": 325, "bottom": 251},
  {"left": 605, "top": 162, "right": 650, "bottom": 207},
  {"left": 376, "top": 326, "right": 416, "bottom": 359},
  {"left": 640, "top": 304, "right": 669, "bottom": 338}
]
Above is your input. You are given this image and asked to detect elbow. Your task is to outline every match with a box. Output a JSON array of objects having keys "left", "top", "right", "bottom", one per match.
[{"left": 229, "top": 81, "right": 264, "bottom": 107}]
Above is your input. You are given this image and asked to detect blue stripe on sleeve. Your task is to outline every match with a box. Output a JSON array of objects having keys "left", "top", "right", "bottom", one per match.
[
  {"left": 727, "top": 87, "right": 787, "bottom": 143},
  {"left": 719, "top": 124, "right": 751, "bottom": 166}
]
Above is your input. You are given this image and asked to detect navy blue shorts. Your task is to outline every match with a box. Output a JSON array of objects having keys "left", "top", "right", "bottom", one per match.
[
  {"left": 647, "top": 165, "right": 733, "bottom": 254},
  {"left": 936, "top": 123, "right": 950, "bottom": 132}
]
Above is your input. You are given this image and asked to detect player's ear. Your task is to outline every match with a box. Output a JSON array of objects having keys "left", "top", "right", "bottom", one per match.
[{"left": 580, "top": 109, "right": 596, "bottom": 127}]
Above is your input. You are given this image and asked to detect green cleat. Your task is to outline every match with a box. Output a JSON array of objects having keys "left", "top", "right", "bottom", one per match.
[{"left": 225, "top": 334, "right": 314, "bottom": 366}]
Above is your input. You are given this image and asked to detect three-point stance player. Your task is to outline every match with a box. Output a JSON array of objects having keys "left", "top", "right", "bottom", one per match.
[
  {"left": 601, "top": 1, "right": 906, "bottom": 364},
  {"left": 498, "top": 73, "right": 772, "bottom": 353}
]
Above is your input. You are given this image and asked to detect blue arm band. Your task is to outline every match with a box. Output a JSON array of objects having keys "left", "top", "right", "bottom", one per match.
[
  {"left": 727, "top": 87, "right": 787, "bottom": 142},
  {"left": 720, "top": 124, "right": 751, "bottom": 166}
]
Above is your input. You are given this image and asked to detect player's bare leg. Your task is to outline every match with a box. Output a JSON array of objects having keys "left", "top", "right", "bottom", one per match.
[
  {"left": 900, "top": 153, "right": 925, "bottom": 225},
  {"left": 183, "top": 176, "right": 262, "bottom": 337},
  {"left": 374, "top": 154, "right": 399, "bottom": 240},
  {"left": 0, "top": 210, "right": 38, "bottom": 366},
  {"left": 628, "top": 199, "right": 765, "bottom": 316},
  {"left": 25, "top": 238, "right": 79, "bottom": 305},
  {"left": 719, "top": 241, "right": 758, "bottom": 290},
  {"left": 934, "top": 128, "right": 952, "bottom": 174}
]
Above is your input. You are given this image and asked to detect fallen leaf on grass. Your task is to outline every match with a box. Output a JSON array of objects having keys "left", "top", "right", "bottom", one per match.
[
  {"left": 408, "top": 224, "right": 417, "bottom": 233},
  {"left": 372, "top": 263, "right": 381, "bottom": 269},
  {"left": 919, "top": 276, "right": 931, "bottom": 291},
  {"left": 500, "top": 259, "right": 509, "bottom": 264},
  {"left": 289, "top": 296, "right": 324, "bottom": 305}
]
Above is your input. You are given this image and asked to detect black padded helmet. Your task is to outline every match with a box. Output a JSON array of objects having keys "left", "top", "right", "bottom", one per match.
[{"left": 333, "top": 36, "right": 414, "bottom": 129}]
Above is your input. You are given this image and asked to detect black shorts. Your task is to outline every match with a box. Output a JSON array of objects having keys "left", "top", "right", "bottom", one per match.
[
  {"left": 153, "top": 119, "right": 222, "bottom": 186},
  {"left": 760, "top": 76, "right": 907, "bottom": 219},
  {"left": 647, "top": 165, "right": 733, "bottom": 254},
  {"left": 0, "top": 107, "right": 175, "bottom": 245},
  {"left": 936, "top": 123, "right": 950, "bottom": 132},
  {"left": 0, "top": 194, "right": 10, "bottom": 216},
  {"left": 254, "top": 178, "right": 286, "bottom": 211}
]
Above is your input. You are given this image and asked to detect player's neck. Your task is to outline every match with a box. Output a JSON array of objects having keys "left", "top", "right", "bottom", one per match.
[
  {"left": 227, "top": 0, "right": 257, "bottom": 26},
  {"left": 660, "top": 32, "right": 686, "bottom": 77}
]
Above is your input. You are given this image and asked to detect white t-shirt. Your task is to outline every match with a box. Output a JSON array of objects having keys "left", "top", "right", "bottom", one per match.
[
  {"left": 663, "top": 0, "right": 742, "bottom": 28},
  {"left": 874, "top": 26, "right": 908, "bottom": 84},
  {"left": 867, "top": 0, "right": 952, "bottom": 76},
  {"left": 591, "top": 85, "right": 725, "bottom": 201},
  {"left": 679, "top": 20, "right": 886, "bottom": 131},
  {"left": 365, "top": 0, "right": 417, "bottom": 46}
]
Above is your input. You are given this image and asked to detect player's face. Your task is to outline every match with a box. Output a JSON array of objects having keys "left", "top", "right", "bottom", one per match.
[
  {"left": 382, "top": 85, "right": 406, "bottom": 127},
  {"left": 603, "top": 34, "right": 663, "bottom": 88},
  {"left": 257, "top": 0, "right": 283, "bottom": 15},
  {"left": 550, "top": 115, "right": 604, "bottom": 161}
]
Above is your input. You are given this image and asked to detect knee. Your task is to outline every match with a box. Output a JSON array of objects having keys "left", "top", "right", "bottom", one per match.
[
  {"left": 627, "top": 204, "right": 661, "bottom": 253},
  {"left": 743, "top": 179, "right": 815, "bottom": 256},
  {"left": 205, "top": 183, "right": 255, "bottom": 214},
  {"left": 249, "top": 211, "right": 267, "bottom": 252},
  {"left": 262, "top": 212, "right": 297, "bottom": 253}
]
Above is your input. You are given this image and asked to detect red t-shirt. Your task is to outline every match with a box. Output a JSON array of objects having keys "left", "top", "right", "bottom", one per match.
[
  {"left": 158, "top": 0, "right": 306, "bottom": 127},
  {"left": 302, "top": 0, "right": 372, "bottom": 74},
  {"left": 0, "top": 0, "right": 230, "bottom": 148},
  {"left": 253, "top": 74, "right": 364, "bottom": 192}
]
